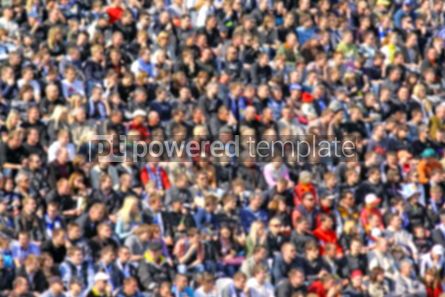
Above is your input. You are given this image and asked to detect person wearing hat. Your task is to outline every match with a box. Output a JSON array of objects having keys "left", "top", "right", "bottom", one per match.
[
  {"left": 128, "top": 109, "right": 149, "bottom": 140},
  {"left": 137, "top": 241, "right": 173, "bottom": 293},
  {"left": 41, "top": 276, "right": 66, "bottom": 297},
  {"left": 418, "top": 148, "right": 442, "bottom": 185},
  {"left": 86, "top": 272, "right": 112, "bottom": 297},
  {"left": 360, "top": 193, "right": 384, "bottom": 235},
  {"left": 419, "top": 245, "right": 445, "bottom": 277},
  {"left": 343, "top": 270, "right": 366, "bottom": 297}
]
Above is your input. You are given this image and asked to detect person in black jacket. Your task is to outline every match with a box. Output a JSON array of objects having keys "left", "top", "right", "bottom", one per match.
[
  {"left": 271, "top": 242, "right": 302, "bottom": 285},
  {"left": 275, "top": 268, "right": 307, "bottom": 297},
  {"left": 290, "top": 217, "right": 316, "bottom": 255},
  {"left": 76, "top": 203, "right": 107, "bottom": 239},
  {"left": 89, "top": 223, "right": 119, "bottom": 261},
  {"left": 83, "top": 44, "right": 106, "bottom": 95},
  {"left": 338, "top": 238, "right": 368, "bottom": 279},
  {"left": 95, "top": 246, "right": 122, "bottom": 290},
  {"left": 266, "top": 217, "right": 286, "bottom": 259},
  {"left": 237, "top": 153, "right": 267, "bottom": 191},
  {"left": 0, "top": 256, "right": 14, "bottom": 293},
  {"left": 14, "top": 197, "right": 46, "bottom": 243},
  {"left": 136, "top": 242, "right": 174, "bottom": 293},
  {"left": 16, "top": 254, "right": 48, "bottom": 293},
  {"left": 432, "top": 210, "right": 445, "bottom": 247}
]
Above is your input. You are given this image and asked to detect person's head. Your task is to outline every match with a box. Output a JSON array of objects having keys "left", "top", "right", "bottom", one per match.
[
  {"left": 97, "top": 222, "right": 112, "bottom": 239},
  {"left": 123, "top": 277, "right": 138, "bottom": 296},
  {"left": 68, "top": 247, "right": 84, "bottom": 265},
  {"left": 252, "top": 245, "right": 267, "bottom": 262},
  {"left": 288, "top": 269, "right": 305, "bottom": 287},
  {"left": 399, "top": 259, "right": 413, "bottom": 277},
  {"left": 295, "top": 217, "right": 309, "bottom": 233},
  {"left": 174, "top": 274, "right": 188, "bottom": 291},
  {"left": 423, "top": 268, "right": 440, "bottom": 287},
  {"left": 100, "top": 246, "right": 116, "bottom": 264},
  {"left": 268, "top": 217, "right": 282, "bottom": 235},
  {"left": 48, "top": 277, "right": 64, "bottom": 294},
  {"left": 158, "top": 281, "right": 172, "bottom": 297},
  {"left": 350, "top": 270, "right": 363, "bottom": 288},
  {"left": 350, "top": 238, "right": 363, "bottom": 255},
  {"left": 52, "top": 228, "right": 65, "bottom": 246},
  {"left": 233, "top": 272, "right": 247, "bottom": 290},
  {"left": 118, "top": 246, "right": 131, "bottom": 263},
  {"left": 12, "top": 277, "right": 29, "bottom": 295},
  {"left": 22, "top": 197, "right": 36, "bottom": 214},
  {"left": 282, "top": 242, "right": 297, "bottom": 262},
  {"left": 93, "top": 272, "right": 109, "bottom": 292},
  {"left": 305, "top": 240, "right": 319, "bottom": 260},
  {"left": 24, "top": 255, "right": 40, "bottom": 273},
  {"left": 89, "top": 203, "right": 106, "bottom": 222},
  {"left": 249, "top": 192, "right": 263, "bottom": 210},
  {"left": 198, "top": 272, "right": 215, "bottom": 293},
  {"left": 252, "top": 264, "right": 268, "bottom": 284},
  {"left": 389, "top": 214, "right": 402, "bottom": 230},
  {"left": 302, "top": 192, "right": 316, "bottom": 210},
  {"left": 68, "top": 279, "right": 82, "bottom": 296}
]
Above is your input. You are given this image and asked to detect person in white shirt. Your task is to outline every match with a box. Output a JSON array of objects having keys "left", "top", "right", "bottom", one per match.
[
  {"left": 246, "top": 264, "right": 275, "bottom": 297},
  {"left": 195, "top": 273, "right": 218, "bottom": 297},
  {"left": 394, "top": 259, "right": 426, "bottom": 296},
  {"left": 47, "top": 130, "right": 76, "bottom": 162},
  {"left": 419, "top": 245, "right": 445, "bottom": 277},
  {"left": 61, "top": 65, "right": 85, "bottom": 100}
]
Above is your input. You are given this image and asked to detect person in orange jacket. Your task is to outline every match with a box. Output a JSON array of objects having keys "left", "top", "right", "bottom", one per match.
[
  {"left": 313, "top": 214, "right": 343, "bottom": 256},
  {"left": 418, "top": 148, "right": 443, "bottom": 185},
  {"left": 360, "top": 193, "right": 384, "bottom": 236}
]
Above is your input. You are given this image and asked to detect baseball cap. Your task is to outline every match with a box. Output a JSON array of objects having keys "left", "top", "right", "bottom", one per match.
[
  {"left": 399, "top": 184, "right": 421, "bottom": 199},
  {"left": 94, "top": 272, "right": 110, "bottom": 282},
  {"left": 132, "top": 109, "right": 147, "bottom": 118},
  {"left": 365, "top": 193, "right": 380, "bottom": 205},
  {"left": 351, "top": 270, "right": 363, "bottom": 279}
]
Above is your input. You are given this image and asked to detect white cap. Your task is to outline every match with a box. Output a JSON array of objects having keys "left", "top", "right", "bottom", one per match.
[
  {"left": 400, "top": 184, "right": 420, "bottom": 199},
  {"left": 132, "top": 109, "right": 147, "bottom": 118},
  {"left": 365, "top": 193, "right": 380, "bottom": 205},
  {"left": 432, "top": 245, "right": 444, "bottom": 256},
  {"left": 94, "top": 272, "right": 110, "bottom": 282},
  {"left": 371, "top": 228, "right": 382, "bottom": 238}
]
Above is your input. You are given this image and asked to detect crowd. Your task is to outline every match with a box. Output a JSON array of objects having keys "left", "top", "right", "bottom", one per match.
[{"left": 1, "top": 0, "right": 445, "bottom": 296}]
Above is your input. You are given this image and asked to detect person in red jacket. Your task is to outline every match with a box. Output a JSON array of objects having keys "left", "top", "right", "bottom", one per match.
[
  {"left": 313, "top": 214, "right": 343, "bottom": 256},
  {"left": 308, "top": 273, "right": 342, "bottom": 297},
  {"left": 423, "top": 268, "right": 443, "bottom": 297},
  {"left": 294, "top": 170, "right": 318, "bottom": 206},
  {"left": 140, "top": 156, "right": 171, "bottom": 191},
  {"left": 128, "top": 109, "right": 150, "bottom": 140}
]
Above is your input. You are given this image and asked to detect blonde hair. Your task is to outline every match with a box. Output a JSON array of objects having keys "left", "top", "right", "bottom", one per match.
[
  {"left": 248, "top": 221, "right": 264, "bottom": 244},
  {"left": 5, "top": 109, "right": 20, "bottom": 131},
  {"left": 49, "top": 105, "right": 68, "bottom": 126},
  {"left": 118, "top": 196, "right": 141, "bottom": 223},
  {"left": 47, "top": 27, "right": 62, "bottom": 49}
]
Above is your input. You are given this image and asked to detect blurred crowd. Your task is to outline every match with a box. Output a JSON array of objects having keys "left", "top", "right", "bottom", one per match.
[{"left": 1, "top": 0, "right": 445, "bottom": 296}]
